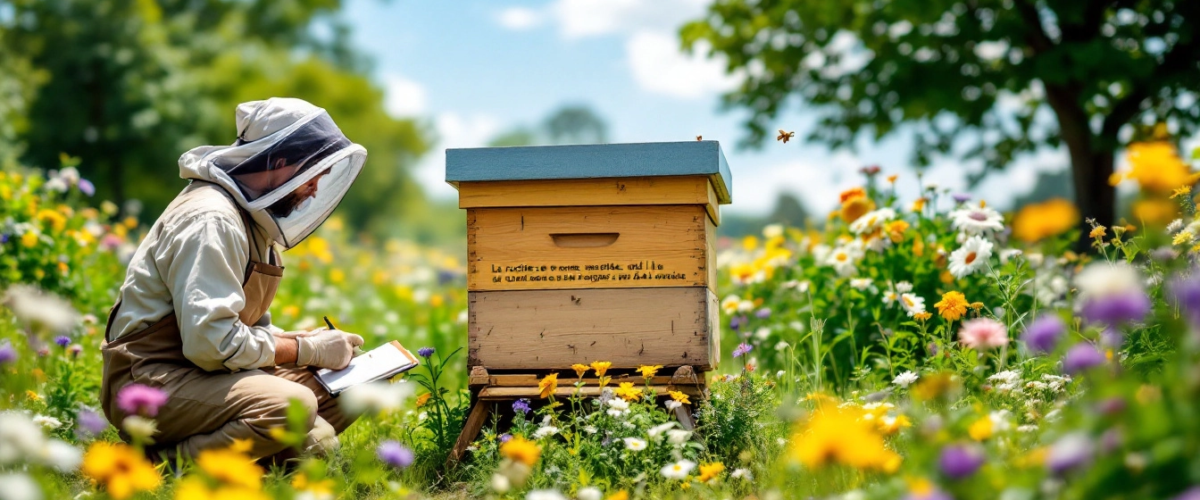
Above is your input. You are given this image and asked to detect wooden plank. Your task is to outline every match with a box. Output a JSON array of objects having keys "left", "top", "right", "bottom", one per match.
[
  {"left": 704, "top": 179, "right": 721, "bottom": 226},
  {"left": 468, "top": 205, "right": 713, "bottom": 292},
  {"left": 484, "top": 374, "right": 696, "bottom": 387},
  {"left": 446, "top": 141, "right": 732, "bottom": 204},
  {"left": 705, "top": 216, "right": 717, "bottom": 293},
  {"left": 478, "top": 384, "right": 703, "bottom": 400},
  {"left": 448, "top": 400, "right": 492, "bottom": 465},
  {"left": 468, "top": 288, "right": 718, "bottom": 370},
  {"left": 458, "top": 176, "right": 711, "bottom": 208}
]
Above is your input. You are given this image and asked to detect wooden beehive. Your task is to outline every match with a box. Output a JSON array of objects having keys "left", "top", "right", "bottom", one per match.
[{"left": 446, "top": 141, "right": 732, "bottom": 372}]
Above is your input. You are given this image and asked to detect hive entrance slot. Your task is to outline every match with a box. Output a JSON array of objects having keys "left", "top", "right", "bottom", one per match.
[{"left": 549, "top": 232, "right": 619, "bottom": 248}]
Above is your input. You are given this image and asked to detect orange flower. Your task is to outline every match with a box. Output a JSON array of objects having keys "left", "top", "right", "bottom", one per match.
[
  {"left": 934, "top": 291, "right": 968, "bottom": 321},
  {"left": 1012, "top": 198, "right": 1079, "bottom": 242},
  {"left": 571, "top": 364, "right": 589, "bottom": 378},
  {"left": 538, "top": 373, "right": 559, "bottom": 399}
]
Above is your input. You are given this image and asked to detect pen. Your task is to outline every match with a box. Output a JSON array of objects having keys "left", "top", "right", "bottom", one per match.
[{"left": 324, "top": 316, "right": 336, "bottom": 330}]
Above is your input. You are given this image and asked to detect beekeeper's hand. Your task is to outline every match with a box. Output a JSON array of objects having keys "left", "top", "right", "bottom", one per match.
[{"left": 296, "top": 330, "right": 364, "bottom": 370}]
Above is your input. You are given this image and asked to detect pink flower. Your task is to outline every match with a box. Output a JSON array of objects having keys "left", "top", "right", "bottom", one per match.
[
  {"left": 117, "top": 383, "right": 168, "bottom": 417},
  {"left": 958, "top": 318, "right": 1008, "bottom": 350}
]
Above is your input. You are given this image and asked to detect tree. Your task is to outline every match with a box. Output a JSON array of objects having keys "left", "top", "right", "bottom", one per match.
[
  {"left": 487, "top": 105, "right": 609, "bottom": 147},
  {"left": 682, "top": 1, "right": 1200, "bottom": 233},
  {"left": 1, "top": 0, "right": 429, "bottom": 235}
]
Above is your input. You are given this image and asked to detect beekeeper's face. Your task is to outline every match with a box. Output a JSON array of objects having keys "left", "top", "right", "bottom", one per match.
[{"left": 266, "top": 166, "right": 333, "bottom": 218}]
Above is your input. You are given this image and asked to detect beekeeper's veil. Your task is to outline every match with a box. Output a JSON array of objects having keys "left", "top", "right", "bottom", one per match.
[{"left": 178, "top": 98, "right": 366, "bottom": 249}]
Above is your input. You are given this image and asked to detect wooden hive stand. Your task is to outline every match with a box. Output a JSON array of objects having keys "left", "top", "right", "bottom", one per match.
[{"left": 448, "top": 365, "right": 708, "bottom": 464}]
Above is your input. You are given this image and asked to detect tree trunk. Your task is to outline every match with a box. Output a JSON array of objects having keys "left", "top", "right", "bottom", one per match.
[{"left": 1068, "top": 147, "right": 1116, "bottom": 246}]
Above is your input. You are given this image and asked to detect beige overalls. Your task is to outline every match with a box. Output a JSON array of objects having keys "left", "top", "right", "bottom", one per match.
[{"left": 100, "top": 192, "right": 352, "bottom": 461}]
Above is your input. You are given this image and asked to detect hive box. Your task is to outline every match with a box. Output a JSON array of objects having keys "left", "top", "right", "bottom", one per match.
[{"left": 446, "top": 141, "right": 732, "bottom": 372}]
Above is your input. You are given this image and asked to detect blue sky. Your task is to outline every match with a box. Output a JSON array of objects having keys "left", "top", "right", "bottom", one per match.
[{"left": 343, "top": 0, "right": 1079, "bottom": 216}]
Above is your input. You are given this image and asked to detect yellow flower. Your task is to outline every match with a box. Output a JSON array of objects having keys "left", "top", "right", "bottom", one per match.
[
  {"left": 887, "top": 174, "right": 899, "bottom": 183},
  {"left": 500, "top": 436, "right": 541, "bottom": 466},
  {"left": 415, "top": 393, "right": 432, "bottom": 407},
  {"left": 196, "top": 446, "right": 263, "bottom": 489},
  {"left": 885, "top": 220, "right": 909, "bottom": 242},
  {"left": 1120, "top": 141, "right": 1196, "bottom": 193},
  {"left": 1089, "top": 225, "right": 1107, "bottom": 239},
  {"left": 914, "top": 311, "right": 932, "bottom": 321},
  {"left": 1174, "top": 230, "right": 1195, "bottom": 246},
  {"left": 1012, "top": 198, "right": 1079, "bottom": 243},
  {"left": 614, "top": 382, "right": 642, "bottom": 401},
  {"left": 82, "top": 442, "right": 162, "bottom": 499},
  {"left": 910, "top": 373, "right": 959, "bottom": 401},
  {"left": 668, "top": 391, "right": 691, "bottom": 405},
  {"left": 787, "top": 406, "right": 900, "bottom": 472},
  {"left": 571, "top": 363, "right": 589, "bottom": 378},
  {"left": 911, "top": 197, "right": 927, "bottom": 212},
  {"left": 329, "top": 268, "right": 345, "bottom": 284},
  {"left": 37, "top": 209, "right": 67, "bottom": 232},
  {"left": 281, "top": 305, "right": 300, "bottom": 317},
  {"left": 638, "top": 364, "right": 663, "bottom": 379},
  {"left": 697, "top": 462, "right": 726, "bottom": 483},
  {"left": 174, "top": 477, "right": 269, "bottom": 500},
  {"left": 934, "top": 291, "right": 968, "bottom": 321},
  {"left": 25, "top": 390, "right": 41, "bottom": 401},
  {"left": 742, "top": 235, "right": 759, "bottom": 251},
  {"left": 840, "top": 196, "right": 876, "bottom": 224},
  {"left": 1133, "top": 198, "right": 1179, "bottom": 227},
  {"left": 606, "top": 492, "right": 629, "bottom": 500},
  {"left": 291, "top": 474, "right": 335, "bottom": 496},
  {"left": 968, "top": 416, "right": 994, "bottom": 441},
  {"left": 877, "top": 415, "right": 912, "bottom": 435},
  {"left": 20, "top": 231, "right": 38, "bottom": 248},
  {"left": 589, "top": 361, "right": 612, "bottom": 377},
  {"left": 538, "top": 373, "right": 559, "bottom": 399},
  {"left": 1172, "top": 186, "right": 1193, "bottom": 199}
]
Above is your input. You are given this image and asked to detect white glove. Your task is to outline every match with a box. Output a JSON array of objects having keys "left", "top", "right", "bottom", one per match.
[{"left": 296, "top": 330, "right": 364, "bottom": 370}]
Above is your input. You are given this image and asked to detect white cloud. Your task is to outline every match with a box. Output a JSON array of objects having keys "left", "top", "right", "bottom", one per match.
[
  {"left": 496, "top": 7, "right": 544, "bottom": 31},
  {"left": 413, "top": 112, "right": 503, "bottom": 200},
  {"left": 549, "top": 0, "right": 708, "bottom": 39},
  {"left": 383, "top": 74, "right": 427, "bottom": 117},
  {"left": 626, "top": 31, "right": 739, "bottom": 99}
]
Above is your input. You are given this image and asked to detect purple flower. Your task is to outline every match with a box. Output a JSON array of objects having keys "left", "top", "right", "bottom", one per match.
[
  {"left": 1173, "top": 487, "right": 1200, "bottom": 500},
  {"left": 376, "top": 440, "right": 415, "bottom": 469},
  {"left": 0, "top": 342, "right": 16, "bottom": 364},
  {"left": 1100, "top": 327, "right": 1124, "bottom": 349},
  {"left": 1080, "top": 292, "right": 1150, "bottom": 325},
  {"left": 1021, "top": 314, "right": 1066, "bottom": 354},
  {"left": 1047, "top": 433, "right": 1094, "bottom": 474},
  {"left": 499, "top": 433, "right": 513, "bottom": 443},
  {"left": 36, "top": 346, "right": 50, "bottom": 357},
  {"left": 54, "top": 335, "right": 71, "bottom": 347},
  {"left": 729, "top": 316, "right": 743, "bottom": 331},
  {"left": 1170, "top": 273, "right": 1200, "bottom": 324},
  {"left": 78, "top": 179, "right": 95, "bottom": 197},
  {"left": 512, "top": 398, "right": 531, "bottom": 415},
  {"left": 1063, "top": 343, "right": 1106, "bottom": 375},
  {"left": 417, "top": 347, "right": 435, "bottom": 358},
  {"left": 732, "top": 342, "right": 752, "bottom": 358},
  {"left": 76, "top": 408, "right": 108, "bottom": 438},
  {"left": 1100, "top": 428, "right": 1123, "bottom": 454},
  {"left": 1095, "top": 397, "right": 1125, "bottom": 416},
  {"left": 116, "top": 383, "right": 168, "bottom": 417},
  {"left": 755, "top": 307, "right": 771, "bottom": 319},
  {"left": 952, "top": 193, "right": 972, "bottom": 204},
  {"left": 67, "top": 344, "right": 83, "bottom": 358},
  {"left": 939, "top": 444, "right": 985, "bottom": 479}
]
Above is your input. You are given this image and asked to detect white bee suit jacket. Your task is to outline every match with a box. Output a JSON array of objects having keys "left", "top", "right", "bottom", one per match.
[{"left": 109, "top": 98, "right": 366, "bottom": 372}]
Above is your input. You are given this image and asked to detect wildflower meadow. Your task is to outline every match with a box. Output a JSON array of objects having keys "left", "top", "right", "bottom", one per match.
[{"left": 5, "top": 139, "right": 1200, "bottom": 500}]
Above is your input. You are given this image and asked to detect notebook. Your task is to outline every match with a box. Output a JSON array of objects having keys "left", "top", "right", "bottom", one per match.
[{"left": 314, "top": 340, "right": 419, "bottom": 395}]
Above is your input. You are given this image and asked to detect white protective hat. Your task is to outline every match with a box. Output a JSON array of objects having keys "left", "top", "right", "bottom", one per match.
[{"left": 178, "top": 97, "right": 367, "bottom": 249}]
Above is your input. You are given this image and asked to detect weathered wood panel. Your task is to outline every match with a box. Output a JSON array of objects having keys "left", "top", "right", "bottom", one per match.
[
  {"left": 468, "top": 287, "right": 718, "bottom": 370},
  {"left": 457, "top": 176, "right": 720, "bottom": 225},
  {"left": 468, "top": 205, "right": 713, "bottom": 292}
]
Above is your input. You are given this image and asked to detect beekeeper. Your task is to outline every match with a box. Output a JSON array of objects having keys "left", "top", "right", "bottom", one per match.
[{"left": 100, "top": 97, "right": 367, "bottom": 462}]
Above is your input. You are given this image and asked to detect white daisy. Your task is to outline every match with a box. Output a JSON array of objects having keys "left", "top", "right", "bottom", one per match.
[
  {"left": 894, "top": 281, "right": 913, "bottom": 293},
  {"left": 647, "top": 422, "right": 676, "bottom": 439},
  {"left": 1166, "top": 219, "right": 1184, "bottom": 234},
  {"left": 533, "top": 426, "right": 559, "bottom": 439},
  {"left": 892, "top": 370, "right": 919, "bottom": 387},
  {"left": 848, "top": 208, "right": 896, "bottom": 235},
  {"left": 825, "top": 241, "right": 864, "bottom": 277},
  {"left": 850, "top": 278, "right": 873, "bottom": 290},
  {"left": 950, "top": 205, "right": 1004, "bottom": 235},
  {"left": 882, "top": 290, "right": 899, "bottom": 306},
  {"left": 899, "top": 293, "right": 926, "bottom": 317},
  {"left": 664, "top": 400, "right": 682, "bottom": 410},
  {"left": 666, "top": 429, "right": 692, "bottom": 446},
  {"left": 660, "top": 459, "right": 696, "bottom": 479},
  {"left": 999, "top": 248, "right": 1023, "bottom": 264},
  {"left": 948, "top": 235, "right": 994, "bottom": 278},
  {"left": 623, "top": 437, "right": 647, "bottom": 451},
  {"left": 731, "top": 468, "right": 753, "bottom": 480},
  {"left": 762, "top": 223, "right": 784, "bottom": 239}
]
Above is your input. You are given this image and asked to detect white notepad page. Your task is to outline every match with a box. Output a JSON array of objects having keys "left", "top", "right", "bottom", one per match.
[{"left": 315, "top": 341, "right": 418, "bottom": 394}]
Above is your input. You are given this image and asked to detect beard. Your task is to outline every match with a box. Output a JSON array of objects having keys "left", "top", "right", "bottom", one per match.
[{"left": 266, "top": 190, "right": 311, "bottom": 218}]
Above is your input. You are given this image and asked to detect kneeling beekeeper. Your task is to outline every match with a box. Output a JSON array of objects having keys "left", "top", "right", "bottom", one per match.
[{"left": 101, "top": 97, "right": 367, "bottom": 461}]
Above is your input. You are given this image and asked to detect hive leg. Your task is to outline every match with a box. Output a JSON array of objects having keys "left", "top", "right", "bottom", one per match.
[{"left": 448, "top": 399, "right": 492, "bottom": 466}]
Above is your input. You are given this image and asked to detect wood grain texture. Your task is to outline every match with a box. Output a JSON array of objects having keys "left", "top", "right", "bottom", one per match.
[
  {"left": 468, "top": 287, "right": 718, "bottom": 370},
  {"left": 445, "top": 141, "right": 732, "bottom": 204},
  {"left": 457, "top": 176, "right": 720, "bottom": 225},
  {"left": 467, "top": 205, "right": 713, "bottom": 292},
  {"left": 477, "top": 384, "right": 703, "bottom": 400}
]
